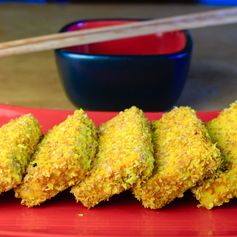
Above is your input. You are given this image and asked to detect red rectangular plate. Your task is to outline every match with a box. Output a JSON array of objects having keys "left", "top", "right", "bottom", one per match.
[{"left": 0, "top": 104, "right": 235, "bottom": 237}]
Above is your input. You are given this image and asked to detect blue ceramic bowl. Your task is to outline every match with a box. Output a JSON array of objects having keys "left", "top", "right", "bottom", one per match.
[{"left": 55, "top": 19, "right": 192, "bottom": 111}]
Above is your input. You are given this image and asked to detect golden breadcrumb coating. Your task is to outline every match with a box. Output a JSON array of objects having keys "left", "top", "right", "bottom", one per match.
[
  {"left": 133, "top": 106, "right": 221, "bottom": 209},
  {"left": 71, "top": 106, "right": 154, "bottom": 208},
  {"left": 0, "top": 114, "right": 42, "bottom": 193},
  {"left": 193, "top": 102, "right": 237, "bottom": 209},
  {"left": 15, "top": 110, "right": 97, "bottom": 207}
]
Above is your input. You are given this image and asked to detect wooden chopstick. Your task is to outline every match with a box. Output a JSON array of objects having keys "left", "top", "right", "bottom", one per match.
[{"left": 0, "top": 7, "right": 237, "bottom": 58}]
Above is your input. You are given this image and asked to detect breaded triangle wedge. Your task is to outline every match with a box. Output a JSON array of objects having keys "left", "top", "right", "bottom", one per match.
[
  {"left": 15, "top": 110, "right": 97, "bottom": 207},
  {"left": 193, "top": 102, "right": 237, "bottom": 209},
  {"left": 133, "top": 106, "right": 221, "bottom": 209},
  {"left": 0, "top": 114, "right": 42, "bottom": 193},
  {"left": 71, "top": 106, "right": 154, "bottom": 208}
]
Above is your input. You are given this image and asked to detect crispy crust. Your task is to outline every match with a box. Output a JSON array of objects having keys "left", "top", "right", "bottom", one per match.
[
  {"left": 71, "top": 106, "right": 154, "bottom": 208},
  {"left": 15, "top": 110, "right": 97, "bottom": 207},
  {"left": 192, "top": 102, "right": 237, "bottom": 209},
  {"left": 0, "top": 114, "right": 42, "bottom": 193},
  {"left": 133, "top": 106, "right": 221, "bottom": 209}
]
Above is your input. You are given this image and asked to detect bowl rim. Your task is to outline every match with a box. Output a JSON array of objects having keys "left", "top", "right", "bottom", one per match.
[{"left": 55, "top": 18, "right": 193, "bottom": 59}]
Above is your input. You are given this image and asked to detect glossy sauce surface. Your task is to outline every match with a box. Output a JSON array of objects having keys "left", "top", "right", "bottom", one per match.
[{"left": 65, "top": 20, "right": 186, "bottom": 55}]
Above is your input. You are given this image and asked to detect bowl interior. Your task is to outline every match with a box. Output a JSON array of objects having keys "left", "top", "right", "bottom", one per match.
[{"left": 63, "top": 20, "right": 187, "bottom": 56}]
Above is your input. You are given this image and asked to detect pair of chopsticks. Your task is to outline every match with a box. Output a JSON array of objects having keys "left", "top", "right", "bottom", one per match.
[{"left": 0, "top": 7, "right": 237, "bottom": 58}]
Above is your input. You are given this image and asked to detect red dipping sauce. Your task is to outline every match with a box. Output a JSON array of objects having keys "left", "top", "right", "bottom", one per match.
[{"left": 65, "top": 20, "right": 186, "bottom": 56}]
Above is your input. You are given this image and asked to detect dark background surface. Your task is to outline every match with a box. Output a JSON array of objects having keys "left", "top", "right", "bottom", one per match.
[
  {"left": 0, "top": 4, "right": 236, "bottom": 111},
  {"left": 0, "top": 0, "right": 198, "bottom": 3}
]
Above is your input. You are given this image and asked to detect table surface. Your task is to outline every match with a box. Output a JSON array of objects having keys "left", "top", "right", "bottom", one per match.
[{"left": 0, "top": 4, "right": 236, "bottom": 111}]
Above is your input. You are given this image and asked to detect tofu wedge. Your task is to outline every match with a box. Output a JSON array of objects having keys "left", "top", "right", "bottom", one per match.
[
  {"left": 0, "top": 114, "right": 42, "bottom": 193},
  {"left": 133, "top": 106, "right": 221, "bottom": 209},
  {"left": 71, "top": 106, "right": 154, "bottom": 208},
  {"left": 15, "top": 110, "right": 97, "bottom": 207},
  {"left": 193, "top": 102, "right": 237, "bottom": 209}
]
